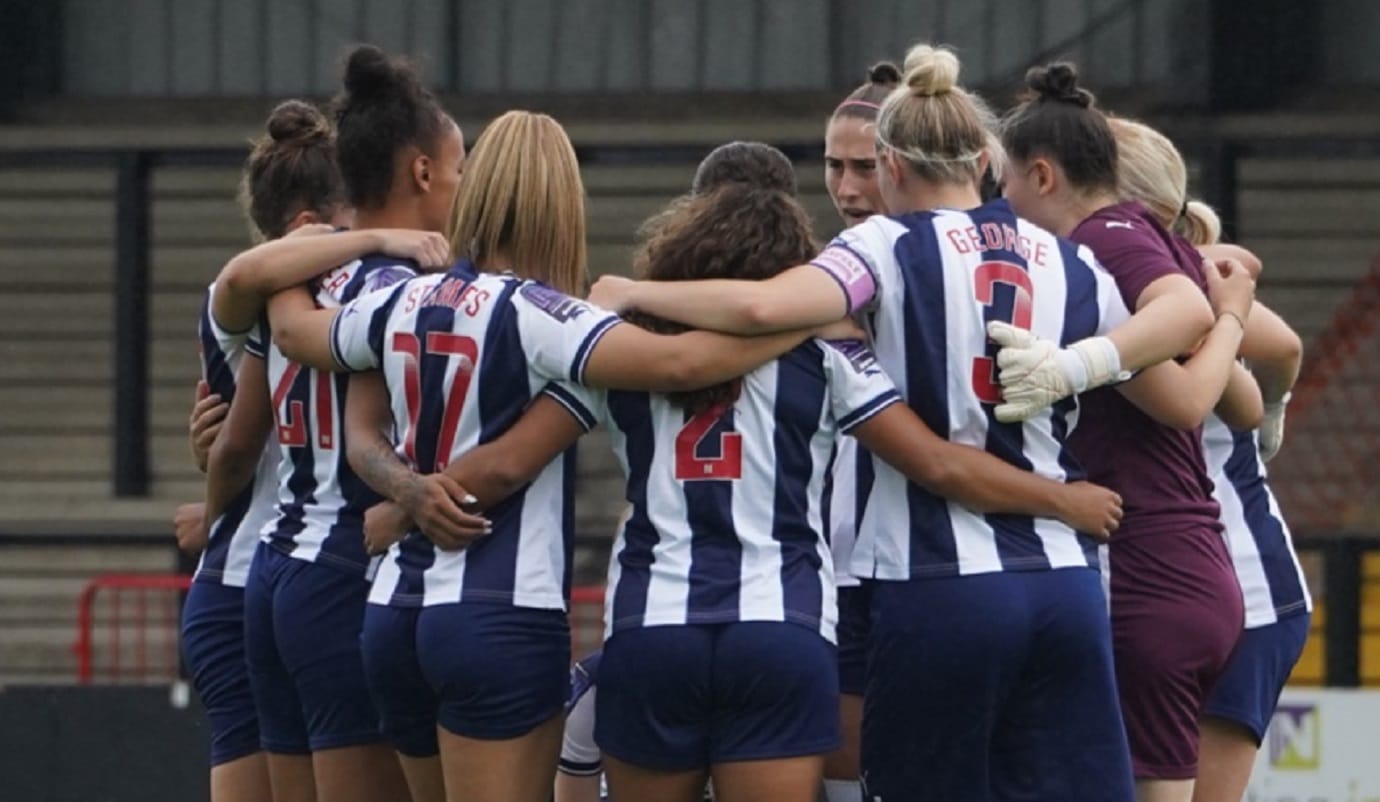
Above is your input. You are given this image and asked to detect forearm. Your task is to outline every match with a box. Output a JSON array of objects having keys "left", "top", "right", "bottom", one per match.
[
  {"left": 1239, "top": 302, "right": 1301, "bottom": 403},
  {"left": 1106, "top": 290, "right": 1214, "bottom": 371},
  {"left": 204, "top": 443, "right": 259, "bottom": 529},
  {"left": 856, "top": 408, "right": 1066, "bottom": 519},
  {"left": 628, "top": 280, "right": 788, "bottom": 335},
  {"left": 348, "top": 427, "right": 416, "bottom": 504},
  {"left": 659, "top": 329, "right": 811, "bottom": 392},
  {"left": 1215, "top": 363, "right": 1265, "bottom": 430},
  {"left": 1176, "top": 315, "right": 1249, "bottom": 419},
  {"left": 266, "top": 287, "right": 340, "bottom": 371},
  {"left": 223, "top": 230, "right": 382, "bottom": 299}
]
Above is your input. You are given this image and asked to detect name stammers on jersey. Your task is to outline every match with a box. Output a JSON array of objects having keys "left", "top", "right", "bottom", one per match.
[
  {"left": 809, "top": 200, "right": 1131, "bottom": 580},
  {"left": 330, "top": 265, "right": 619, "bottom": 611}
]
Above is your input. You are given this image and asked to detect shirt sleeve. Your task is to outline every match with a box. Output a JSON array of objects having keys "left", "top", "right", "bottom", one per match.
[
  {"left": 808, "top": 218, "right": 891, "bottom": 314},
  {"left": 510, "top": 282, "right": 623, "bottom": 385},
  {"left": 1077, "top": 246, "right": 1134, "bottom": 337},
  {"left": 540, "top": 381, "right": 605, "bottom": 433},
  {"left": 328, "top": 282, "right": 409, "bottom": 372},
  {"left": 1074, "top": 218, "right": 1183, "bottom": 311},
  {"left": 820, "top": 339, "right": 902, "bottom": 434},
  {"left": 558, "top": 686, "right": 601, "bottom": 777},
  {"left": 244, "top": 315, "right": 269, "bottom": 359}
]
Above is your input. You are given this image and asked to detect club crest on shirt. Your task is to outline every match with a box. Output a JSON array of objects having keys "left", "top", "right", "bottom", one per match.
[
  {"left": 521, "top": 283, "right": 589, "bottom": 323},
  {"left": 360, "top": 266, "right": 414, "bottom": 294}
]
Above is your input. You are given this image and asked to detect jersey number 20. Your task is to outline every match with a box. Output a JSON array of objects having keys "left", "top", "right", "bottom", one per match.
[
  {"left": 972, "top": 261, "right": 1034, "bottom": 405},
  {"left": 674, "top": 402, "right": 743, "bottom": 481}
]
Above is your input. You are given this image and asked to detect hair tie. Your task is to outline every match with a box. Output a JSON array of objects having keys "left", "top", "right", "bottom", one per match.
[{"left": 835, "top": 99, "right": 882, "bottom": 114}]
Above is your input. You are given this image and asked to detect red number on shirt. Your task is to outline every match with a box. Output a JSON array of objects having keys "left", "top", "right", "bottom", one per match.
[
  {"left": 392, "top": 331, "right": 479, "bottom": 470},
  {"left": 674, "top": 401, "right": 743, "bottom": 481},
  {"left": 972, "top": 260, "right": 1035, "bottom": 405},
  {"left": 271, "top": 363, "right": 335, "bottom": 448}
]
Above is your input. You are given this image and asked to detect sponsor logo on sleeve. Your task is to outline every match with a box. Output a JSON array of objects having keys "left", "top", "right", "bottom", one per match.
[
  {"left": 520, "top": 283, "right": 590, "bottom": 323},
  {"left": 813, "top": 245, "right": 871, "bottom": 285}
]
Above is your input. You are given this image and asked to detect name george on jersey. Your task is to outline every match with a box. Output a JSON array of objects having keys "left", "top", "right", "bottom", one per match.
[{"left": 944, "top": 220, "right": 1050, "bottom": 266}]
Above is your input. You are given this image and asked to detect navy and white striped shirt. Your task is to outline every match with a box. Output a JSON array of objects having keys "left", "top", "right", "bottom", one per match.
[
  {"left": 195, "top": 283, "right": 276, "bottom": 587},
  {"left": 261, "top": 254, "right": 418, "bottom": 575},
  {"left": 597, "top": 339, "right": 900, "bottom": 643},
  {"left": 330, "top": 266, "right": 619, "bottom": 611},
  {"left": 810, "top": 200, "right": 1132, "bottom": 580},
  {"left": 1203, "top": 415, "right": 1312, "bottom": 628}
]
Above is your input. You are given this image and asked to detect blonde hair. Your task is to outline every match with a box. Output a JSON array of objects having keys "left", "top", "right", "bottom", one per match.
[
  {"left": 875, "top": 43, "right": 1004, "bottom": 186},
  {"left": 447, "top": 111, "right": 588, "bottom": 295},
  {"left": 1109, "top": 117, "right": 1222, "bottom": 246}
]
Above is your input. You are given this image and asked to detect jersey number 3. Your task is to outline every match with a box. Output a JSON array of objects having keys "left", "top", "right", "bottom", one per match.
[
  {"left": 972, "top": 261, "right": 1034, "bottom": 405},
  {"left": 674, "top": 402, "right": 743, "bottom": 481}
]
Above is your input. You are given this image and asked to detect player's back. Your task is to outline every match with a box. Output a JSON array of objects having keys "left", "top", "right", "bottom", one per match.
[
  {"left": 824, "top": 199, "right": 1128, "bottom": 579},
  {"left": 332, "top": 264, "right": 620, "bottom": 611},
  {"left": 601, "top": 337, "right": 898, "bottom": 642},
  {"left": 196, "top": 283, "right": 277, "bottom": 586},
  {"left": 263, "top": 253, "right": 418, "bottom": 575}
]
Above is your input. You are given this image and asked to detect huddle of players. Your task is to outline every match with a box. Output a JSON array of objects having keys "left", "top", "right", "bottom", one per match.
[{"left": 174, "top": 38, "right": 1308, "bottom": 802}]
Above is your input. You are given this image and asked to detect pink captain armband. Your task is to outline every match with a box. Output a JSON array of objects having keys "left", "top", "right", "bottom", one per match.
[{"left": 810, "top": 245, "right": 878, "bottom": 314}]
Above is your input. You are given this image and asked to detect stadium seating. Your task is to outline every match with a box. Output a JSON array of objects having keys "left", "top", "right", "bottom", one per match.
[{"left": 1, "top": 116, "right": 1377, "bottom": 683}]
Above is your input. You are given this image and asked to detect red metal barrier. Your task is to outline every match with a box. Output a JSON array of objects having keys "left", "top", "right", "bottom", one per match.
[
  {"left": 570, "top": 585, "right": 606, "bottom": 660},
  {"left": 74, "top": 573, "right": 191, "bottom": 684}
]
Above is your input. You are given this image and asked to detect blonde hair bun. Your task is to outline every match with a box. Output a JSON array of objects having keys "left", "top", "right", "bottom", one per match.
[{"left": 902, "top": 44, "right": 960, "bottom": 97}]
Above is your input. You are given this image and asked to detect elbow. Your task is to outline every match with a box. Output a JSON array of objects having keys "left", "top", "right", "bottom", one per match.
[
  {"left": 1161, "top": 402, "right": 1208, "bottom": 432},
  {"left": 739, "top": 297, "right": 784, "bottom": 334},
  {"left": 1184, "top": 299, "right": 1215, "bottom": 350},
  {"left": 219, "top": 255, "right": 258, "bottom": 299}
]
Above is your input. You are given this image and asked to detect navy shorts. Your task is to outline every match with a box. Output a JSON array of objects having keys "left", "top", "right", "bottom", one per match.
[
  {"left": 1202, "top": 613, "right": 1311, "bottom": 742},
  {"left": 415, "top": 602, "right": 569, "bottom": 740},
  {"left": 836, "top": 585, "right": 871, "bottom": 697},
  {"left": 861, "top": 569, "right": 1134, "bottom": 802},
  {"left": 596, "top": 622, "right": 839, "bottom": 770},
  {"left": 243, "top": 542, "right": 383, "bottom": 753},
  {"left": 361, "top": 604, "right": 438, "bottom": 757},
  {"left": 182, "top": 580, "right": 260, "bottom": 765}
]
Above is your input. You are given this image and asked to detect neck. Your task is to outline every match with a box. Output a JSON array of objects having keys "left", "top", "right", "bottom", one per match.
[
  {"left": 1055, "top": 189, "right": 1121, "bottom": 236},
  {"left": 901, "top": 181, "right": 983, "bottom": 214},
  {"left": 353, "top": 200, "right": 424, "bottom": 233}
]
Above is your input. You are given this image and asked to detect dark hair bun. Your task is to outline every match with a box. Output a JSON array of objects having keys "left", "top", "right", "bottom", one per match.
[
  {"left": 1026, "top": 62, "right": 1094, "bottom": 108},
  {"left": 343, "top": 44, "right": 412, "bottom": 102},
  {"left": 868, "top": 61, "right": 902, "bottom": 85},
  {"left": 266, "top": 100, "right": 331, "bottom": 145}
]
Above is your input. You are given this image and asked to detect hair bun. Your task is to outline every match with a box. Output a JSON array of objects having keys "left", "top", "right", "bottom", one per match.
[
  {"left": 901, "top": 44, "right": 959, "bottom": 97},
  {"left": 868, "top": 61, "right": 902, "bottom": 86},
  {"left": 1026, "top": 62, "right": 1094, "bottom": 108},
  {"left": 266, "top": 100, "right": 330, "bottom": 145},
  {"left": 343, "top": 44, "right": 407, "bottom": 102}
]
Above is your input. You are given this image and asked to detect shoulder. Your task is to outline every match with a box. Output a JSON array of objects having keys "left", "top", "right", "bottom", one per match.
[{"left": 1070, "top": 202, "right": 1165, "bottom": 253}]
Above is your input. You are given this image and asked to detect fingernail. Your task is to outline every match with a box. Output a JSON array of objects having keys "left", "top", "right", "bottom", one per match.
[{"left": 463, "top": 494, "right": 478, "bottom": 505}]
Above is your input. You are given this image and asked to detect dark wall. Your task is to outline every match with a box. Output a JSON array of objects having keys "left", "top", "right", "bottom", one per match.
[
  {"left": 0, "top": 0, "right": 62, "bottom": 118},
  {"left": 0, "top": 686, "right": 209, "bottom": 802}
]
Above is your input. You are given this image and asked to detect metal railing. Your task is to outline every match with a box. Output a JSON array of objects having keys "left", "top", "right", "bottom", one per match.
[{"left": 73, "top": 573, "right": 191, "bottom": 684}]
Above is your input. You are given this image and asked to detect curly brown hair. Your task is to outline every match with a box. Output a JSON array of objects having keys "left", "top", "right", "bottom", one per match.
[{"left": 628, "top": 183, "right": 818, "bottom": 412}]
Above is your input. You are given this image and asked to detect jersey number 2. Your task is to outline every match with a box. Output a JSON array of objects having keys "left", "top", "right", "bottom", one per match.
[
  {"left": 972, "top": 261, "right": 1034, "bottom": 405},
  {"left": 393, "top": 331, "right": 479, "bottom": 470},
  {"left": 674, "top": 402, "right": 743, "bottom": 481}
]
